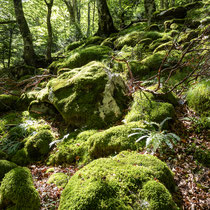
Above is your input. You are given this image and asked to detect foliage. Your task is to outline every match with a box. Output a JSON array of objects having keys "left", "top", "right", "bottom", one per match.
[{"left": 128, "top": 117, "right": 180, "bottom": 154}]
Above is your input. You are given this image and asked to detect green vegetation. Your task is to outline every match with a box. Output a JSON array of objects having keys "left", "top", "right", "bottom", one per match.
[
  {"left": 0, "top": 160, "right": 17, "bottom": 181},
  {"left": 0, "top": 167, "right": 40, "bottom": 210},
  {"left": 59, "top": 151, "right": 177, "bottom": 210},
  {"left": 47, "top": 173, "right": 69, "bottom": 188}
]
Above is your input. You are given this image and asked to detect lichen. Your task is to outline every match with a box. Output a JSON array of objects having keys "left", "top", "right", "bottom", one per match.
[
  {"left": 0, "top": 167, "right": 40, "bottom": 210},
  {"left": 58, "top": 151, "right": 177, "bottom": 210}
]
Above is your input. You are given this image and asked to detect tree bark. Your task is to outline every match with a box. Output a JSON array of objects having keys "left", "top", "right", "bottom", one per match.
[
  {"left": 13, "top": 0, "right": 37, "bottom": 66},
  {"left": 87, "top": 2, "right": 91, "bottom": 37},
  {"left": 63, "top": 0, "right": 83, "bottom": 40},
  {"left": 96, "top": 0, "right": 117, "bottom": 36},
  {"left": 44, "top": 0, "right": 54, "bottom": 62},
  {"left": 144, "top": 0, "right": 156, "bottom": 24}
]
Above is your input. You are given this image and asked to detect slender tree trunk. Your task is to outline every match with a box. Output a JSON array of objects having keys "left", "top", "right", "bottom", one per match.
[
  {"left": 44, "top": 0, "right": 54, "bottom": 62},
  {"left": 160, "top": 0, "right": 164, "bottom": 9},
  {"left": 8, "top": 26, "right": 15, "bottom": 68},
  {"left": 144, "top": 0, "right": 156, "bottom": 25},
  {"left": 13, "top": 0, "right": 37, "bottom": 66},
  {"left": 92, "top": 0, "right": 96, "bottom": 33},
  {"left": 63, "top": 0, "right": 83, "bottom": 40},
  {"left": 165, "top": 0, "right": 169, "bottom": 9},
  {"left": 96, "top": 0, "right": 117, "bottom": 36},
  {"left": 171, "top": 0, "right": 175, "bottom": 7},
  {"left": 87, "top": 2, "right": 91, "bottom": 37}
]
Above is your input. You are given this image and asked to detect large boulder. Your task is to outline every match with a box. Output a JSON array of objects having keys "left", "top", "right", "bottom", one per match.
[
  {"left": 0, "top": 167, "right": 40, "bottom": 210},
  {"left": 43, "top": 61, "right": 129, "bottom": 128},
  {"left": 59, "top": 151, "right": 177, "bottom": 210}
]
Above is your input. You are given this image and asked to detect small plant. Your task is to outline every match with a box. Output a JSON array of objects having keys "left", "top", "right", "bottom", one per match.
[{"left": 128, "top": 117, "right": 180, "bottom": 154}]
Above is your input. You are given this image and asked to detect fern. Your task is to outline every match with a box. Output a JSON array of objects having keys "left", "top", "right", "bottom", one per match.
[{"left": 128, "top": 117, "right": 180, "bottom": 154}]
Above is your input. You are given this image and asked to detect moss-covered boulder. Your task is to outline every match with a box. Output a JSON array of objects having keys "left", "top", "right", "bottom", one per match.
[
  {"left": 125, "top": 90, "right": 175, "bottom": 123},
  {"left": 186, "top": 80, "right": 210, "bottom": 116},
  {"left": 25, "top": 130, "right": 54, "bottom": 161},
  {"left": 0, "top": 94, "right": 19, "bottom": 112},
  {"left": 0, "top": 160, "right": 17, "bottom": 181},
  {"left": 88, "top": 122, "right": 145, "bottom": 159},
  {"left": 56, "top": 45, "right": 111, "bottom": 70},
  {"left": 59, "top": 151, "right": 177, "bottom": 210},
  {"left": 152, "top": 6, "right": 187, "bottom": 21},
  {"left": 0, "top": 150, "right": 8, "bottom": 160},
  {"left": 11, "top": 148, "right": 30, "bottom": 166},
  {"left": 47, "top": 173, "right": 69, "bottom": 188},
  {"left": 45, "top": 61, "right": 129, "bottom": 128},
  {"left": 0, "top": 167, "right": 40, "bottom": 210}
]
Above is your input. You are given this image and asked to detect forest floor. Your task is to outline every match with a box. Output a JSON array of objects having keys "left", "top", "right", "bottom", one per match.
[{"left": 30, "top": 104, "right": 210, "bottom": 210}]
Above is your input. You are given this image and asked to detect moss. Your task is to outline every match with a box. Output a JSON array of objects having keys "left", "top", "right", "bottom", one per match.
[
  {"left": 164, "top": 19, "right": 185, "bottom": 30},
  {"left": 125, "top": 90, "right": 175, "bottom": 123},
  {"left": 178, "top": 30, "right": 199, "bottom": 43},
  {"left": 100, "top": 37, "right": 117, "bottom": 48},
  {"left": 0, "top": 95, "right": 19, "bottom": 112},
  {"left": 140, "top": 180, "right": 176, "bottom": 210},
  {"left": 11, "top": 148, "right": 30, "bottom": 166},
  {"left": 66, "top": 40, "right": 84, "bottom": 51},
  {"left": 48, "top": 130, "right": 97, "bottom": 165},
  {"left": 147, "top": 24, "right": 160, "bottom": 31},
  {"left": 85, "top": 36, "right": 105, "bottom": 46},
  {"left": 0, "top": 167, "right": 40, "bottom": 210},
  {"left": 59, "top": 45, "right": 111, "bottom": 70},
  {"left": 88, "top": 122, "right": 146, "bottom": 159},
  {"left": 129, "top": 61, "right": 150, "bottom": 78},
  {"left": 59, "top": 151, "right": 176, "bottom": 210},
  {"left": 47, "top": 173, "right": 69, "bottom": 188},
  {"left": 186, "top": 80, "right": 210, "bottom": 116},
  {"left": 153, "top": 41, "right": 173, "bottom": 53},
  {"left": 46, "top": 61, "right": 129, "bottom": 128},
  {"left": 114, "top": 31, "right": 143, "bottom": 49},
  {"left": 25, "top": 130, "right": 54, "bottom": 161},
  {"left": 0, "top": 150, "right": 8, "bottom": 160},
  {"left": 0, "top": 160, "right": 17, "bottom": 181}
]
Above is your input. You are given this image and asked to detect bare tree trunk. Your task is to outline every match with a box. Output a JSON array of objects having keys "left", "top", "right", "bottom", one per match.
[
  {"left": 13, "top": 0, "right": 37, "bottom": 66},
  {"left": 144, "top": 0, "right": 156, "bottom": 25},
  {"left": 92, "top": 0, "right": 96, "bottom": 33},
  {"left": 44, "top": 0, "right": 54, "bottom": 62},
  {"left": 63, "top": 0, "right": 83, "bottom": 40},
  {"left": 87, "top": 2, "right": 91, "bottom": 37},
  {"left": 96, "top": 0, "right": 117, "bottom": 36},
  {"left": 7, "top": 26, "right": 15, "bottom": 68}
]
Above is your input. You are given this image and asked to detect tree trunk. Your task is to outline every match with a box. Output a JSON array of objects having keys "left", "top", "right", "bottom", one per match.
[
  {"left": 96, "top": 0, "right": 117, "bottom": 36},
  {"left": 92, "top": 0, "right": 96, "bottom": 33},
  {"left": 165, "top": 0, "right": 169, "bottom": 9},
  {"left": 171, "top": 0, "right": 175, "bottom": 7},
  {"left": 144, "top": 0, "right": 156, "bottom": 25},
  {"left": 63, "top": 0, "right": 83, "bottom": 40},
  {"left": 13, "top": 0, "right": 37, "bottom": 66},
  {"left": 160, "top": 0, "right": 164, "bottom": 9},
  {"left": 44, "top": 0, "right": 54, "bottom": 62},
  {"left": 87, "top": 2, "right": 91, "bottom": 37},
  {"left": 8, "top": 26, "right": 15, "bottom": 68}
]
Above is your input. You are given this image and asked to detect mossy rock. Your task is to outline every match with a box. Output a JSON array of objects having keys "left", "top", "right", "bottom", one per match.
[
  {"left": 100, "top": 37, "right": 117, "bottom": 48},
  {"left": 59, "top": 151, "right": 177, "bottom": 210},
  {"left": 125, "top": 90, "right": 175, "bottom": 123},
  {"left": 11, "top": 148, "right": 30, "bottom": 166},
  {"left": 0, "top": 160, "right": 17, "bottom": 181},
  {"left": 88, "top": 121, "right": 146, "bottom": 159},
  {"left": 114, "top": 31, "right": 143, "bottom": 49},
  {"left": 85, "top": 36, "right": 105, "bottom": 46},
  {"left": 0, "top": 167, "right": 40, "bottom": 210},
  {"left": 25, "top": 130, "right": 54, "bottom": 161},
  {"left": 152, "top": 6, "right": 187, "bottom": 21},
  {"left": 186, "top": 80, "right": 210, "bottom": 116},
  {"left": 47, "top": 173, "right": 69, "bottom": 188},
  {"left": 58, "top": 45, "right": 111, "bottom": 70},
  {"left": 0, "top": 150, "right": 8, "bottom": 160},
  {"left": 164, "top": 19, "right": 185, "bottom": 30},
  {"left": 66, "top": 40, "right": 84, "bottom": 51},
  {"left": 147, "top": 24, "right": 160, "bottom": 31},
  {"left": 0, "top": 94, "right": 19, "bottom": 112},
  {"left": 178, "top": 30, "right": 199, "bottom": 43},
  {"left": 153, "top": 41, "right": 173, "bottom": 53},
  {"left": 45, "top": 61, "right": 129, "bottom": 128}
]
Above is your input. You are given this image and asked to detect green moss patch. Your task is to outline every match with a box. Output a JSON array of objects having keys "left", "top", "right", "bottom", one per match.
[
  {"left": 0, "top": 167, "right": 40, "bottom": 210},
  {"left": 125, "top": 90, "right": 175, "bottom": 123},
  {"left": 186, "top": 80, "right": 210, "bottom": 116},
  {"left": 47, "top": 173, "right": 69, "bottom": 188},
  {"left": 0, "top": 160, "right": 17, "bottom": 181},
  {"left": 59, "top": 151, "right": 177, "bottom": 210},
  {"left": 0, "top": 94, "right": 19, "bottom": 112}
]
